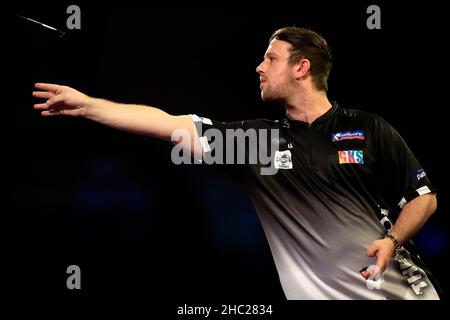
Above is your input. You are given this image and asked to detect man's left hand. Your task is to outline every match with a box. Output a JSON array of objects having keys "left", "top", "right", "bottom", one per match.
[{"left": 360, "top": 238, "right": 395, "bottom": 279}]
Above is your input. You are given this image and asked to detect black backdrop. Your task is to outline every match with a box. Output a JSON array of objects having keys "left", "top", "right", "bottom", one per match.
[{"left": 11, "top": 1, "right": 449, "bottom": 314}]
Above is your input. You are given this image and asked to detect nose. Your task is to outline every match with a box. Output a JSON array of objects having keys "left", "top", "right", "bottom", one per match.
[{"left": 256, "top": 61, "right": 265, "bottom": 74}]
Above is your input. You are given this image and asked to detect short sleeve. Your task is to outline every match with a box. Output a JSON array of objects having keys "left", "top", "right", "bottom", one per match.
[
  {"left": 371, "top": 115, "right": 436, "bottom": 210},
  {"left": 188, "top": 114, "right": 252, "bottom": 180}
]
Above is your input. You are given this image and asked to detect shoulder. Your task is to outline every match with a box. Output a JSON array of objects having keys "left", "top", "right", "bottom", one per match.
[
  {"left": 229, "top": 118, "right": 280, "bottom": 130},
  {"left": 338, "top": 107, "right": 382, "bottom": 122},
  {"left": 336, "top": 106, "right": 394, "bottom": 132},
  {"left": 336, "top": 106, "right": 407, "bottom": 151},
  {"left": 245, "top": 118, "right": 280, "bottom": 126}
]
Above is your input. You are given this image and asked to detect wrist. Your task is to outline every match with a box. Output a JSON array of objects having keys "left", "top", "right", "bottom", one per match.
[
  {"left": 83, "top": 96, "right": 98, "bottom": 119},
  {"left": 384, "top": 232, "right": 402, "bottom": 256}
]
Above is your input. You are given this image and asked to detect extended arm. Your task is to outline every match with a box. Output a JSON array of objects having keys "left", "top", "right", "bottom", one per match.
[{"left": 33, "top": 83, "right": 202, "bottom": 158}]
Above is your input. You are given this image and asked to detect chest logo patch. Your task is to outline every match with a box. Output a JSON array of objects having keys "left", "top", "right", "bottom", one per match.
[
  {"left": 338, "top": 150, "right": 364, "bottom": 164},
  {"left": 274, "top": 150, "right": 293, "bottom": 169},
  {"left": 332, "top": 130, "right": 365, "bottom": 142}
]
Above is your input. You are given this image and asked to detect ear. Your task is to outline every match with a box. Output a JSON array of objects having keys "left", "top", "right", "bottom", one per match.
[{"left": 293, "top": 58, "right": 311, "bottom": 80}]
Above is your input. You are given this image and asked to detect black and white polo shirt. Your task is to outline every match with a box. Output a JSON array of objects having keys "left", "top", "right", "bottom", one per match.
[{"left": 188, "top": 102, "right": 440, "bottom": 299}]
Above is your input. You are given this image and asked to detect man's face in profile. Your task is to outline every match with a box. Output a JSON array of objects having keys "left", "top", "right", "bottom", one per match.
[{"left": 256, "top": 39, "right": 296, "bottom": 103}]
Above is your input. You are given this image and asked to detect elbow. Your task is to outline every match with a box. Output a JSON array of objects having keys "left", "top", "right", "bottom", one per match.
[
  {"left": 428, "top": 193, "right": 438, "bottom": 217},
  {"left": 431, "top": 194, "right": 437, "bottom": 214}
]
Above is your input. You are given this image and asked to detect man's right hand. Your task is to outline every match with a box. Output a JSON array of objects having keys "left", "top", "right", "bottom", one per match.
[{"left": 33, "top": 83, "right": 90, "bottom": 117}]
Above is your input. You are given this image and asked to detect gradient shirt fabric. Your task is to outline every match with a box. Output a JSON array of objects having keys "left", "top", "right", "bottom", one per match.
[{"left": 189, "top": 102, "right": 440, "bottom": 299}]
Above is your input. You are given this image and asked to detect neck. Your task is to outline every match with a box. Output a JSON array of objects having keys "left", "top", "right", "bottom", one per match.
[{"left": 284, "top": 90, "right": 332, "bottom": 124}]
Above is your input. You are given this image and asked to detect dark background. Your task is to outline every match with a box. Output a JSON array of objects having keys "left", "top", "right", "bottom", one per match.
[{"left": 11, "top": 0, "right": 449, "bottom": 314}]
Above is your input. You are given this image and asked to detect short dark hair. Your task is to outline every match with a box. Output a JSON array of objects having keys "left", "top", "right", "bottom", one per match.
[{"left": 270, "top": 27, "right": 332, "bottom": 92}]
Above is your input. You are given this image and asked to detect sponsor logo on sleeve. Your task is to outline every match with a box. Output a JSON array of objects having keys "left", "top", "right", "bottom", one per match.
[{"left": 416, "top": 168, "right": 427, "bottom": 181}]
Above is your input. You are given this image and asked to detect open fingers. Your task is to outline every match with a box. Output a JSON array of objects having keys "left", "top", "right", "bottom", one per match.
[
  {"left": 41, "top": 109, "right": 63, "bottom": 116},
  {"left": 34, "top": 83, "right": 62, "bottom": 93},
  {"left": 33, "top": 91, "right": 55, "bottom": 99},
  {"left": 34, "top": 103, "right": 50, "bottom": 110},
  {"left": 33, "top": 92, "right": 65, "bottom": 110},
  {"left": 33, "top": 103, "right": 60, "bottom": 115},
  {"left": 33, "top": 94, "right": 64, "bottom": 109},
  {"left": 46, "top": 94, "right": 65, "bottom": 107}
]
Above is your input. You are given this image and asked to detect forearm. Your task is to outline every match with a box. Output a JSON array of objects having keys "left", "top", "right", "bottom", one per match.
[
  {"left": 33, "top": 83, "right": 201, "bottom": 156},
  {"left": 390, "top": 193, "right": 437, "bottom": 246},
  {"left": 84, "top": 97, "right": 179, "bottom": 141}
]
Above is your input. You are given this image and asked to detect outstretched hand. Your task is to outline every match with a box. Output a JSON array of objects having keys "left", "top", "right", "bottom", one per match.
[{"left": 33, "top": 83, "right": 89, "bottom": 117}]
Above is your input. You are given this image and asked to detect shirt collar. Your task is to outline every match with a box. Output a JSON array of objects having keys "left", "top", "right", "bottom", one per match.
[{"left": 283, "top": 101, "right": 339, "bottom": 127}]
